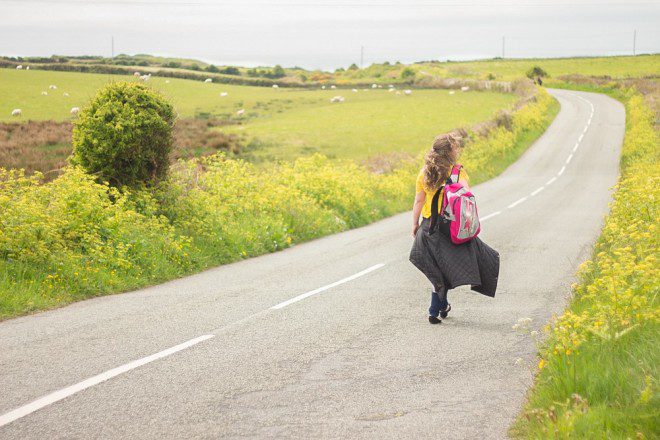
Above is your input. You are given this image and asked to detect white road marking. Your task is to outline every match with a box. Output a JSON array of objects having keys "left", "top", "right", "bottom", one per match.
[
  {"left": 566, "top": 154, "right": 573, "bottom": 164},
  {"left": 578, "top": 133, "right": 584, "bottom": 142},
  {"left": 558, "top": 166, "right": 566, "bottom": 176},
  {"left": 480, "top": 211, "right": 502, "bottom": 222},
  {"left": 572, "top": 143, "right": 579, "bottom": 152},
  {"left": 546, "top": 176, "right": 557, "bottom": 185},
  {"left": 270, "top": 263, "right": 385, "bottom": 310},
  {"left": 508, "top": 197, "right": 528, "bottom": 209},
  {"left": 0, "top": 334, "right": 215, "bottom": 428},
  {"left": 530, "top": 186, "right": 545, "bottom": 197}
]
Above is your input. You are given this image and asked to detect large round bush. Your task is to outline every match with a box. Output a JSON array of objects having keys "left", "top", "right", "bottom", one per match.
[{"left": 71, "top": 81, "right": 175, "bottom": 187}]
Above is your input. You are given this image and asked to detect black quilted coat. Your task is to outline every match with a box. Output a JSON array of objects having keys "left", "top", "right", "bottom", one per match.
[{"left": 409, "top": 217, "right": 500, "bottom": 297}]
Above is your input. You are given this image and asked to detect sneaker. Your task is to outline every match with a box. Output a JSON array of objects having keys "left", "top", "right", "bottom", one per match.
[
  {"left": 440, "top": 304, "right": 452, "bottom": 319},
  {"left": 428, "top": 316, "right": 442, "bottom": 324}
]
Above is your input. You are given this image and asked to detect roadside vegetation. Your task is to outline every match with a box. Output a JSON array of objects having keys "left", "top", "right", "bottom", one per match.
[
  {"left": 510, "top": 84, "right": 659, "bottom": 438},
  {"left": 0, "top": 82, "right": 556, "bottom": 320}
]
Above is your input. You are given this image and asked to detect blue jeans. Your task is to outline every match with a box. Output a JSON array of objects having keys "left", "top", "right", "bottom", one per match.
[{"left": 429, "top": 288, "right": 449, "bottom": 317}]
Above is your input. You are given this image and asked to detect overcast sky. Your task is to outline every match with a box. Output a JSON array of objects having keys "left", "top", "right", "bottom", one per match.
[{"left": 1, "top": 0, "right": 659, "bottom": 70}]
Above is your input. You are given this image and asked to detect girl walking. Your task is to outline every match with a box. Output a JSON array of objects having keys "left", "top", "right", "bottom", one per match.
[{"left": 409, "top": 133, "right": 500, "bottom": 324}]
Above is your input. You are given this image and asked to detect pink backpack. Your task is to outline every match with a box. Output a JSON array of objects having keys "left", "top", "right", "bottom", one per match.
[{"left": 429, "top": 164, "right": 481, "bottom": 244}]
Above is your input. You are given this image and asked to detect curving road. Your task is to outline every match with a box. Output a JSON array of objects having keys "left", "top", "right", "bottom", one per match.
[{"left": 0, "top": 89, "right": 624, "bottom": 439}]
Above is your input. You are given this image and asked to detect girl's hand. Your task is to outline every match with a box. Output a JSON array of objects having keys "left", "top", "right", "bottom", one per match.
[{"left": 412, "top": 223, "right": 420, "bottom": 237}]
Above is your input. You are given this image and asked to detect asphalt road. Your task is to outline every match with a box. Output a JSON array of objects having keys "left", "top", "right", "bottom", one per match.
[{"left": 0, "top": 88, "right": 624, "bottom": 439}]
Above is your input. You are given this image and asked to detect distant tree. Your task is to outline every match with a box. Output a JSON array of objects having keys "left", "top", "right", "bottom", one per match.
[
  {"left": 220, "top": 66, "right": 240, "bottom": 75},
  {"left": 299, "top": 74, "right": 308, "bottom": 82},
  {"left": 190, "top": 63, "right": 201, "bottom": 71},
  {"left": 400, "top": 67, "right": 415, "bottom": 79},
  {"left": 137, "top": 60, "right": 149, "bottom": 66},
  {"left": 272, "top": 64, "right": 286, "bottom": 78},
  {"left": 206, "top": 64, "right": 220, "bottom": 73},
  {"left": 526, "top": 66, "right": 548, "bottom": 79},
  {"left": 348, "top": 63, "right": 359, "bottom": 71},
  {"left": 382, "top": 61, "right": 390, "bottom": 66},
  {"left": 335, "top": 67, "right": 345, "bottom": 73},
  {"left": 486, "top": 73, "right": 496, "bottom": 80}
]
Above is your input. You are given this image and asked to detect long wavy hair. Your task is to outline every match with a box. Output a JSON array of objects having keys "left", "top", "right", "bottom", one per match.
[{"left": 423, "top": 132, "right": 462, "bottom": 191}]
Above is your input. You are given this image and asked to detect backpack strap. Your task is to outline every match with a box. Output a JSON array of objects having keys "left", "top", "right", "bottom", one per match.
[{"left": 428, "top": 165, "right": 461, "bottom": 235}]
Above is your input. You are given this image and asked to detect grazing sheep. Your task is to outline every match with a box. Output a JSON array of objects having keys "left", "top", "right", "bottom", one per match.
[
  {"left": 63, "top": 92, "right": 69, "bottom": 97},
  {"left": 352, "top": 89, "right": 358, "bottom": 92},
  {"left": 70, "top": 107, "right": 80, "bottom": 115},
  {"left": 449, "top": 90, "right": 456, "bottom": 95},
  {"left": 11, "top": 109, "right": 21, "bottom": 117},
  {"left": 388, "top": 84, "right": 394, "bottom": 88},
  {"left": 139, "top": 75, "right": 150, "bottom": 81},
  {"left": 272, "top": 84, "right": 279, "bottom": 89},
  {"left": 378, "top": 85, "right": 383, "bottom": 88},
  {"left": 321, "top": 85, "right": 326, "bottom": 89},
  {"left": 16, "top": 65, "right": 22, "bottom": 69},
  {"left": 330, "top": 85, "right": 336, "bottom": 89},
  {"left": 204, "top": 78, "right": 212, "bottom": 83},
  {"left": 26, "top": 66, "right": 30, "bottom": 70},
  {"left": 461, "top": 86, "right": 470, "bottom": 92},
  {"left": 134, "top": 72, "right": 141, "bottom": 77},
  {"left": 49, "top": 84, "right": 57, "bottom": 90},
  {"left": 220, "top": 92, "right": 228, "bottom": 97},
  {"left": 236, "top": 109, "right": 245, "bottom": 117},
  {"left": 330, "top": 96, "right": 345, "bottom": 103},
  {"left": 165, "top": 80, "right": 170, "bottom": 84},
  {"left": 41, "top": 91, "right": 48, "bottom": 96},
  {"left": 404, "top": 89, "right": 412, "bottom": 95},
  {"left": 371, "top": 84, "right": 378, "bottom": 89},
  {"left": 388, "top": 88, "right": 394, "bottom": 93}
]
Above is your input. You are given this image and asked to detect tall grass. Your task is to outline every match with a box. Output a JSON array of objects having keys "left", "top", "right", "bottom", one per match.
[
  {"left": 0, "top": 87, "right": 556, "bottom": 320},
  {"left": 510, "top": 90, "right": 659, "bottom": 438}
]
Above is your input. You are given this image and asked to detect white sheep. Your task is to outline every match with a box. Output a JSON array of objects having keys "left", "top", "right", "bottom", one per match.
[
  {"left": 236, "top": 109, "right": 245, "bottom": 116},
  {"left": 330, "top": 85, "right": 336, "bottom": 89},
  {"left": 321, "top": 85, "right": 326, "bottom": 89},
  {"left": 63, "top": 92, "right": 69, "bottom": 97},
  {"left": 378, "top": 85, "right": 383, "bottom": 88},
  {"left": 448, "top": 90, "right": 456, "bottom": 95},
  {"left": 404, "top": 89, "right": 412, "bottom": 95},
  {"left": 165, "top": 80, "right": 170, "bottom": 84},
  {"left": 49, "top": 84, "right": 57, "bottom": 90},
  {"left": 330, "top": 96, "right": 345, "bottom": 103},
  {"left": 461, "top": 86, "right": 470, "bottom": 92},
  {"left": 371, "top": 84, "right": 378, "bottom": 89},
  {"left": 41, "top": 91, "right": 48, "bottom": 96},
  {"left": 204, "top": 78, "right": 212, "bottom": 83},
  {"left": 220, "top": 92, "right": 228, "bottom": 97},
  {"left": 70, "top": 107, "right": 80, "bottom": 115},
  {"left": 134, "top": 72, "right": 141, "bottom": 77},
  {"left": 388, "top": 84, "right": 394, "bottom": 88},
  {"left": 16, "top": 65, "right": 22, "bottom": 70},
  {"left": 388, "top": 88, "right": 394, "bottom": 93},
  {"left": 139, "top": 75, "right": 150, "bottom": 81},
  {"left": 272, "top": 84, "right": 279, "bottom": 89},
  {"left": 11, "top": 109, "right": 21, "bottom": 117},
  {"left": 352, "top": 89, "right": 358, "bottom": 92},
  {"left": 26, "top": 66, "right": 30, "bottom": 70}
]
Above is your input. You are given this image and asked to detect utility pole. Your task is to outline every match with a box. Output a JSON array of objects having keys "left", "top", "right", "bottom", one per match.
[
  {"left": 502, "top": 36, "right": 505, "bottom": 58},
  {"left": 360, "top": 45, "right": 364, "bottom": 68},
  {"left": 633, "top": 29, "right": 636, "bottom": 56}
]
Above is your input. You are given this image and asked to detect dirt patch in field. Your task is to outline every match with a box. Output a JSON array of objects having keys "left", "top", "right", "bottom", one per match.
[{"left": 0, "top": 118, "right": 242, "bottom": 180}]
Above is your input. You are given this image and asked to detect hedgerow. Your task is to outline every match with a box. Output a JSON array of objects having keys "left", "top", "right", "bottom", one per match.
[
  {"left": 0, "top": 86, "right": 555, "bottom": 319},
  {"left": 511, "top": 91, "right": 659, "bottom": 438}
]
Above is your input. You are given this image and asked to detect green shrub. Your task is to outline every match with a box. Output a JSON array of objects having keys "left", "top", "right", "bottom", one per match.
[
  {"left": 70, "top": 82, "right": 175, "bottom": 187},
  {"left": 526, "top": 65, "right": 548, "bottom": 79}
]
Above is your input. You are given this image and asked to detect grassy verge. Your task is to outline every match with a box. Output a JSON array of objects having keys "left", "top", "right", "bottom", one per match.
[
  {"left": 510, "top": 88, "right": 659, "bottom": 438},
  {"left": 0, "top": 87, "right": 557, "bottom": 320}
]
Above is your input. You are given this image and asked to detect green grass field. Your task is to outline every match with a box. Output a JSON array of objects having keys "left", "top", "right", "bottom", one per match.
[
  {"left": 333, "top": 54, "right": 660, "bottom": 83},
  {"left": 1, "top": 68, "right": 517, "bottom": 162}
]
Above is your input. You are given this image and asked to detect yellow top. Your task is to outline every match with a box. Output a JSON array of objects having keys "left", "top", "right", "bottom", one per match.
[{"left": 416, "top": 166, "right": 470, "bottom": 218}]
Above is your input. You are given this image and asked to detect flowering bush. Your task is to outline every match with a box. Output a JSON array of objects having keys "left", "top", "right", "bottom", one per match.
[{"left": 512, "top": 91, "right": 659, "bottom": 438}]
